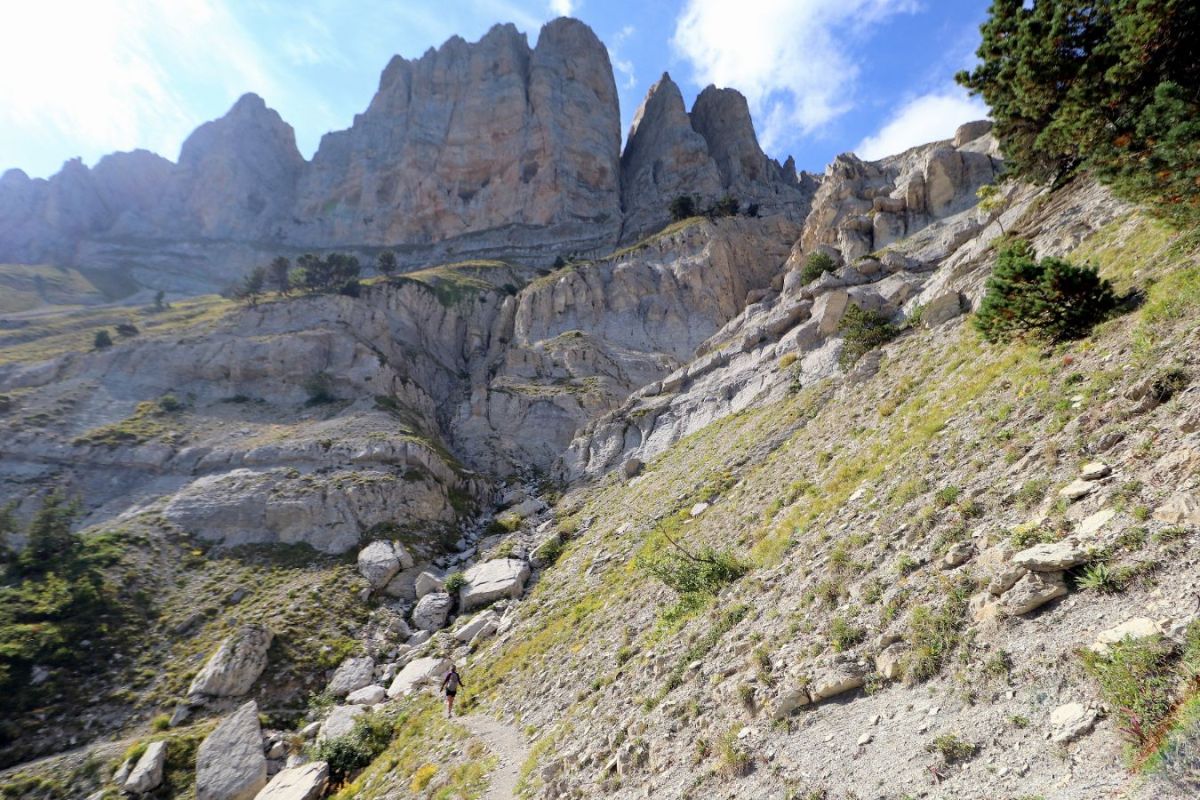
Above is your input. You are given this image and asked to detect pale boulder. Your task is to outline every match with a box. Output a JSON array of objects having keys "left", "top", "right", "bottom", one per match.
[
  {"left": 387, "top": 656, "right": 451, "bottom": 698},
  {"left": 459, "top": 559, "right": 531, "bottom": 610},
  {"left": 999, "top": 571, "right": 1067, "bottom": 615},
  {"left": 188, "top": 626, "right": 273, "bottom": 699},
  {"left": 124, "top": 741, "right": 167, "bottom": 794},
  {"left": 317, "top": 705, "right": 366, "bottom": 743},
  {"left": 196, "top": 701, "right": 267, "bottom": 800},
  {"left": 253, "top": 762, "right": 329, "bottom": 800},
  {"left": 1011, "top": 542, "right": 1088, "bottom": 572},
  {"left": 412, "top": 592, "right": 453, "bottom": 631},
  {"left": 414, "top": 571, "right": 445, "bottom": 599},
  {"left": 357, "top": 540, "right": 413, "bottom": 590},
  {"left": 326, "top": 656, "right": 374, "bottom": 697},
  {"left": 345, "top": 685, "right": 387, "bottom": 706},
  {"left": 454, "top": 611, "right": 501, "bottom": 643}
]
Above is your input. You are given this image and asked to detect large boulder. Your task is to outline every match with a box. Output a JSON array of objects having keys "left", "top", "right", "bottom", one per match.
[
  {"left": 317, "top": 705, "right": 366, "bottom": 743},
  {"left": 253, "top": 762, "right": 329, "bottom": 800},
  {"left": 196, "top": 701, "right": 268, "bottom": 800},
  {"left": 454, "top": 611, "right": 501, "bottom": 643},
  {"left": 123, "top": 741, "right": 167, "bottom": 794},
  {"left": 188, "top": 626, "right": 273, "bottom": 699},
  {"left": 412, "top": 592, "right": 453, "bottom": 631},
  {"left": 357, "top": 540, "right": 414, "bottom": 590},
  {"left": 387, "top": 656, "right": 451, "bottom": 699},
  {"left": 1153, "top": 493, "right": 1200, "bottom": 525},
  {"left": 326, "top": 656, "right": 375, "bottom": 697},
  {"left": 459, "top": 558, "right": 531, "bottom": 611}
]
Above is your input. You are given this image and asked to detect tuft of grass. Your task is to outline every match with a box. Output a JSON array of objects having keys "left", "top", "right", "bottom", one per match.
[{"left": 926, "top": 733, "right": 977, "bottom": 764}]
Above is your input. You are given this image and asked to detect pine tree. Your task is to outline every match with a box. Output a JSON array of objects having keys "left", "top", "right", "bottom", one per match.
[
  {"left": 958, "top": 1, "right": 1200, "bottom": 225},
  {"left": 269, "top": 256, "right": 291, "bottom": 295},
  {"left": 376, "top": 250, "right": 398, "bottom": 277},
  {"left": 19, "top": 492, "right": 79, "bottom": 574},
  {"left": 973, "top": 240, "right": 1117, "bottom": 343}
]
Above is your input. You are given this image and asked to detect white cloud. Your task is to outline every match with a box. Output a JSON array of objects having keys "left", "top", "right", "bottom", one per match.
[
  {"left": 672, "top": 0, "right": 921, "bottom": 151},
  {"left": 0, "top": 0, "right": 287, "bottom": 171},
  {"left": 608, "top": 25, "right": 637, "bottom": 90},
  {"left": 854, "top": 89, "right": 988, "bottom": 160},
  {"left": 548, "top": 0, "right": 577, "bottom": 17}
]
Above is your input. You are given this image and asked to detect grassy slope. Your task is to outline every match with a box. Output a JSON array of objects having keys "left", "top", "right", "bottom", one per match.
[{"left": 444, "top": 214, "right": 1200, "bottom": 797}]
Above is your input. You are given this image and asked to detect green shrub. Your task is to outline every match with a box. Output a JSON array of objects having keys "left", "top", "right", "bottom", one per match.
[
  {"left": 157, "top": 394, "right": 184, "bottom": 413},
  {"left": 1081, "top": 634, "right": 1177, "bottom": 746},
  {"left": 799, "top": 251, "right": 835, "bottom": 285},
  {"left": 640, "top": 545, "right": 749, "bottom": 597},
  {"left": 926, "top": 733, "right": 976, "bottom": 764},
  {"left": 93, "top": 330, "right": 113, "bottom": 349},
  {"left": 905, "top": 586, "right": 969, "bottom": 684},
  {"left": 311, "top": 712, "right": 395, "bottom": 783},
  {"left": 715, "top": 727, "right": 751, "bottom": 777},
  {"left": 669, "top": 195, "right": 700, "bottom": 221},
  {"left": 933, "top": 486, "right": 961, "bottom": 508},
  {"left": 533, "top": 536, "right": 565, "bottom": 567},
  {"left": 829, "top": 616, "right": 866, "bottom": 652},
  {"left": 115, "top": 322, "right": 140, "bottom": 337},
  {"left": 838, "top": 304, "right": 899, "bottom": 369},
  {"left": 443, "top": 572, "right": 467, "bottom": 595},
  {"left": 973, "top": 240, "right": 1117, "bottom": 343}
]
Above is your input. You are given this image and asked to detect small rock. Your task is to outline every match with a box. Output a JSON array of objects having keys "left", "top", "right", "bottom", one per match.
[
  {"left": 690, "top": 502, "right": 710, "bottom": 517},
  {"left": 124, "top": 741, "right": 167, "bottom": 793},
  {"left": 345, "top": 685, "right": 387, "bottom": 706},
  {"left": 857, "top": 732, "right": 873, "bottom": 745},
  {"left": 453, "top": 611, "right": 500, "bottom": 643},
  {"left": 1179, "top": 408, "right": 1200, "bottom": 434},
  {"left": 1080, "top": 462, "right": 1111, "bottom": 481},
  {"left": 1089, "top": 617, "right": 1161, "bottom": 656},
  {"left": 1049, "top": 702, "right": 1098, "bottom": 744},
  {"left": 941, "top": 541, "right": 975, "bottom": 569},
  {"left": 253, "top": 761, "right": 329, "bottom": 800},
  {"left": 1153, "top": 493, "right": 1200, "bottom": 525},
  {"left": 1000, "top": 571, "right": 1067, "bottom": 615},
  {"left": 1059, "top": 479, "right": 1096, "bottom": 501},
  {"left": 299, "top": 722, "right": 321, "bottom": 740},
  {"left": 1077, "top": 508, "right": 1116, "bottom": 537},
  {"left": 1011, "top": 542, "right": 1088, "bottom": 572}
]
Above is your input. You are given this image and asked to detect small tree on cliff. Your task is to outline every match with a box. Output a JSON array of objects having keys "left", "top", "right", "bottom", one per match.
[
  {"left": 669, "top": 195, "right": 699, "bottom": 221},
  {"left": 269, "top": 256, "right": 291, "bottom": 295},
  {"left": 376, "top": 250, "right": 398, "bottom": 278}
]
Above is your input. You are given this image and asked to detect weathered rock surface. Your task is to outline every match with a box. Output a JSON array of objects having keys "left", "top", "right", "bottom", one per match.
[
  {"left": 459, "top": 558, "right": 531, "bottom": 610},
  {"left": 357, "top": 541, "right": 413, "bottom": 590},
  {"left": 387, "top": 657, "right": 451, "bottom": 698},
  {"left": 1154, "top": 493, "right": 1200, "bottom": 525},
  {"left": 123, "top": 740, "right": 167, "bottom": 794},
  {"left": 412, "top": 592, "right": 453, "bottom": 631},
  {"left": 188, "top": 626, "right": 273, "bottom": 699},
  {"left": 326, "top": 656, "right": 375, "bottom": 697},
  {"left": 453, "top": 610, "right": 501, "bottom": 643},
  {"left": 253, "top": 762, "right": 329, "bottom": 800},
  {"left": 196, "top": 701, "right": 268, "bottom": 800},
  {"left": 1050, "top": 702, "right": 1098, "bottom": 744},
  {"left": 1011, "top": 542, "right": 1088, "bottom": 572},
  {"left": 1089, "top": 617, "right": 1161, "bottom": 656},
  {"left": 345, "top": 685, "right": 387, "bottom": 706},
  {"left": 999, "top": 571, "right": 1067, "bottom": 615},
  {"left": 317, "top": 705, "right": 366, "bottom": 743}
]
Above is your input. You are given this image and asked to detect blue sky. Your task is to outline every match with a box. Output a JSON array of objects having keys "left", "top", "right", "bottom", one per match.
[{"left": 0, "top": 0, "right": 992, "bottom": 181}]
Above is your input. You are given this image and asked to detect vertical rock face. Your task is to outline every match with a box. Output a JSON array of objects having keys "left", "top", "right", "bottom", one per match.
[
  {"left": 294, "top": 19, "right": 621, "bottom": 250},
  {"left": 619, "top": 80, "right": 817, "bottom": 242},
  {"left": 164, "top": 93, "right": 304, "bottom": 240},
  {"left": 619, "top": 73, "right": 723, "bottom": 239}
]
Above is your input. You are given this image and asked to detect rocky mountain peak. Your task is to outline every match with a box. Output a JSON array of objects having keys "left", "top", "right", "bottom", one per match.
[{"left": 690, "top": 85, "right": 768, "bottom": 185}]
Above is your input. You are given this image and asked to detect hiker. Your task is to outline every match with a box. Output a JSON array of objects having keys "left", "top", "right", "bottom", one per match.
[{"left": 441, "top": 663, "right": 463, "bottom": 717}]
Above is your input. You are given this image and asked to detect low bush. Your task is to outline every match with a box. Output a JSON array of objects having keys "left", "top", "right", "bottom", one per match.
[
  {"left": 799, "top": 251, "right": 834, "bottom": 285},
  {"left": 640, "top": 545, "right": 749, "bottom": 597},
  {"left": 311, "top": 712, "right": 395, "bottom": 783},
  {"left": 838, "top": 304, "right": 899, "bottom": 369},
  {"left": 443, "top": 572, "right": 467, "bottom": 596},
  {"left": 716, "top": 727, "right": 752, "bottom": 777},
  {"left": 974, "top": 240, "right": 1118, "bottom": 343},
  {"left": 93, "top": 330, "right": 113, "bottom": 349},
  {"left": 303, "top": 372, "right": 337, "bottom": 405}
]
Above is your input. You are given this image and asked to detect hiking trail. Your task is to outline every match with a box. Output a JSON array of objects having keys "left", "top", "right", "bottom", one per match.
[{"left": 458, "top": 713, "right": 529, "bottom": 799}]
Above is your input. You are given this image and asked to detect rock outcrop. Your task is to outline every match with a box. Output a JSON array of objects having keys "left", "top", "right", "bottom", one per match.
[
  {"left": 188, "top": 626, "right": 273, "bottom": 700},
  {"left": 195, "top": 701, "right": 268, "bottom": 800}
]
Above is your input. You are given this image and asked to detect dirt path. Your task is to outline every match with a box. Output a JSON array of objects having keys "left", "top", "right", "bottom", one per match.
[{"left": 458, "top": 713, "right": 529, "bottom": 800}]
